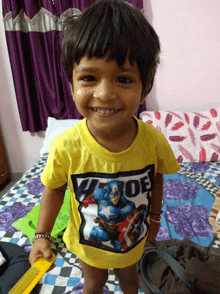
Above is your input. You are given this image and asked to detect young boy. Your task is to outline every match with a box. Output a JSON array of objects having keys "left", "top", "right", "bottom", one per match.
[{"left": 29, "top": 0, "right": 180, "bottom": 293}]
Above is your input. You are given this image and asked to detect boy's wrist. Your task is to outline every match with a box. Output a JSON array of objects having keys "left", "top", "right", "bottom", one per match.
[
  {"left": 150, "top": 214, "right": 160, "bottom": 220},
  {"left": 32, "top": 233, "right": 55, "bottom": 245},
  {"left": 150, "top": 215, "right": 163, "bottom": 223},
  {"left": 150, "top": 210, "right": 162, "bottom": 216},
  {"left": 150, "top": 210, "right": 163, "bottom": 220}
]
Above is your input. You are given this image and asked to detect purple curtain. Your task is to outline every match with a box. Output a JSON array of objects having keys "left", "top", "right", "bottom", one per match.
[{"left": 2, "top": 0, "right": 146, "bottom": 132}]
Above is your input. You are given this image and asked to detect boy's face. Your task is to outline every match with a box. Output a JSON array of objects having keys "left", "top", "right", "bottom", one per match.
[{"left": 70, "top": 53, "right": 146, "bottom": 136}]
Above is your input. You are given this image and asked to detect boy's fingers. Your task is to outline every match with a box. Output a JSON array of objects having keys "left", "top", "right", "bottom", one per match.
[
  {"left": 47, "top": 255, "right": 54, "bottom": 261},
  {"left": 33, "top": 254, "right": 43, "bottom": 264},
  {"left": 29, "top": 251, "right": 41, "bottom": 265},
  {"left": 43, "top": 251, "right": 54, "bottom": 261}
]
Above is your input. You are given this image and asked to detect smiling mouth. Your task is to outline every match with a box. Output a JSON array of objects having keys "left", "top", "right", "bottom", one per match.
[{"left": 91, "top": 108, "right": 121, "bottom": 115}]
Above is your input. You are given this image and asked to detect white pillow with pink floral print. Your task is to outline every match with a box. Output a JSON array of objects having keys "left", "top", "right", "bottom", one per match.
[{"left": 140, "top": 107, "right": 220, "bottom": 163}]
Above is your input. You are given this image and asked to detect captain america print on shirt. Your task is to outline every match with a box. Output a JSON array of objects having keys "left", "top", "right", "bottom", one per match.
[{"left": 71, "top": 165, "right": 154, "bottom": 253}]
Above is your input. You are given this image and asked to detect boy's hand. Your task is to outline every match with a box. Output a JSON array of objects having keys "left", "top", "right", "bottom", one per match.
[
  {"left": 29, "top": 238, "right": 56, "bottom": 272},
  {"left": 147, "top": 221, "right": 160, "bottom": 241}
]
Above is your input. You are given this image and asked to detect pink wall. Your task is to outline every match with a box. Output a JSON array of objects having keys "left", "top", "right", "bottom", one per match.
[
  {"left": 144, "top": 0, "right": 220, "bottom": 111},
  {"left": 0, "top": 0, "right": 220, "bottom": 173}
]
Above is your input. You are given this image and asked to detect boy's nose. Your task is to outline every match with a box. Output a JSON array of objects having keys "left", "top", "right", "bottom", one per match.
[{"left": 94, "top": 81, "right": 116, "bottom": 101}]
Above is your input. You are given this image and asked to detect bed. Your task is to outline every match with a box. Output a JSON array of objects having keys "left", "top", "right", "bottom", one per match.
[{"left": 0, "top": 107, "right": 220, "bottom": 294}]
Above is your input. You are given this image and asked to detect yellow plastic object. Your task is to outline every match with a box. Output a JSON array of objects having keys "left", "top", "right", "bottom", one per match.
[{"left": 9, "top": 253, "right": 56, "bottom": 294}]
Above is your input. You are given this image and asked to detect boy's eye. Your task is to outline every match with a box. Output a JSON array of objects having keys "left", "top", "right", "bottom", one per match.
[
  {"left": 117, "top": 77, "right": 133, "bottom": 84},
  {"left": 80, "top": 75, "right": 133, "bottom": 84},
  {"left": 81, "top": 75, "right": 96, "bottom": 82}
]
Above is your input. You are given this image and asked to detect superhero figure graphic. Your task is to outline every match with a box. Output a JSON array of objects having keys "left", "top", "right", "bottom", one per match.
[{"left": 82, "top": 180, "right": 147, "bottom": 251}]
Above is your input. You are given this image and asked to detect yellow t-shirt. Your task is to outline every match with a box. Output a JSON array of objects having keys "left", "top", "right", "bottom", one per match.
[{"left": 41, "top": 117, "right": 179, "bottom": 269}]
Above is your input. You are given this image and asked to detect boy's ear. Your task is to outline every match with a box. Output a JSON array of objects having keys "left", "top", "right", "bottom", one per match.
[
  {"left": 69, "top": 83, "right": 74, "bottom": 96},
  {"left": 140, "top": 77, "right": 154, "bottom": 104},
  {"left": 140, "top": 94, "right": 146, "bottom": 105},
  {"left": 140, "top": 88, "right": 148, "bottom": 105},
  {"left": 140, "top": 83, "right": 151, "bottom": 105}
]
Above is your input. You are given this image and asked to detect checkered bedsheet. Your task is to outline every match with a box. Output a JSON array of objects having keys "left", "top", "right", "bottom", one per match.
[{"left": 1, "top": 156, "right": 220, "bottom": 293}]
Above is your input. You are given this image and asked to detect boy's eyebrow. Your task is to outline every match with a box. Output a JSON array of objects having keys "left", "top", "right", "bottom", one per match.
[
  {"left": 120, "top": 66, "right": 139, "bottom": 75},
  {"left": 76, "top": 66, "right": 139, "bottom": 75},
  {"left": 76, "top": 67, "right": 99, "bottom": 73}
]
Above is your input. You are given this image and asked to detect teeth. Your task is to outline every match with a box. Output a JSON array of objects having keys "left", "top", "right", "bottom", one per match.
[{"left": 93, "top": 108, "right": 118, "bottom": 114}]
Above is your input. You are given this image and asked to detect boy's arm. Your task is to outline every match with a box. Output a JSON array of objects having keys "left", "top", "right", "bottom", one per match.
[
  {"left": 35, "top": 183, "right": 67, "bottom": 234},
  {"left": 29, "top": 183, "right": 67, "bottom": 269},
  {"left": 147, "top": 173, "right": 163, "bottom": 241}
]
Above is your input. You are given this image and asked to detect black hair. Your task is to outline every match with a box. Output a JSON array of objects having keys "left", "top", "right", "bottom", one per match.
[{"left": 61, "top": 0, "right": 160, "bottom": 95}]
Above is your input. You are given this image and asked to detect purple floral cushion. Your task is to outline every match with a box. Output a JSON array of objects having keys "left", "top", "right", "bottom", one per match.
[
  {"left": 0, "top": 204, "right": 35, "bottom": 232},
  {"left": 26, "top": 177, "right": 45, "bottom": 195}
]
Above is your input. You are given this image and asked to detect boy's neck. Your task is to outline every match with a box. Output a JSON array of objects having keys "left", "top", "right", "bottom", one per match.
[{"left": 87, "top": 117, "right": 138, "bottom": 153}]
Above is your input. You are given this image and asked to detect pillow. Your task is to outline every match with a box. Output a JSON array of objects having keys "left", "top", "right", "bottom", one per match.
[
  {"left": 140, "top": 107, "right": 220, "bottom": 163},
  {"left": 40, "top": 117, "right": 81, "bottom": 156}
]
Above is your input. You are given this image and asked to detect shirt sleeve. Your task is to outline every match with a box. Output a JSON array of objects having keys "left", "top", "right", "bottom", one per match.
[
  {"left": 156, "top": 132, "right": 180, "bottom": 174},
  {"left": 41, "top": 136, "right": 68, "bottom": 189}
]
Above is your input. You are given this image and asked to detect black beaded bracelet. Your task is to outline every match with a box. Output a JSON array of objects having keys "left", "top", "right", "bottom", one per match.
[{"left": 150, "top": 210, "right": 163, "bottom": 216}]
